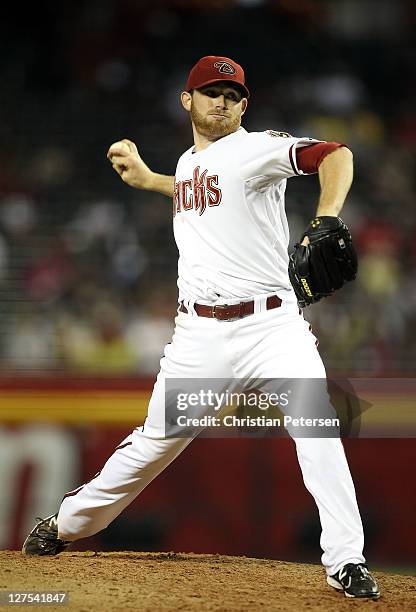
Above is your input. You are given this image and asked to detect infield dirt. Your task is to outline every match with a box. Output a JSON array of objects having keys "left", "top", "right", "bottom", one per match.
[{"left": 0, "top": 551, "right": 414, "bottom": 611}]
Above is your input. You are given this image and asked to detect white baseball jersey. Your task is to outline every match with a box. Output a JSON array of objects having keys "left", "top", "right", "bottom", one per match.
[{"left": 173, "top": 127, "right": 321, "bottom": 304}]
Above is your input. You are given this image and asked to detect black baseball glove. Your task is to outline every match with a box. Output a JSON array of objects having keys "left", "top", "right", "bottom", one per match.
[{"left": 288, "top": 216, "right": 358, "bottom": 307}]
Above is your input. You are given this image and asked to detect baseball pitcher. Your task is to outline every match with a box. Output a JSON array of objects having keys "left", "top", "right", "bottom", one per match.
[{"left": 23, "top": 56, "right": 379, "bottom": 599}]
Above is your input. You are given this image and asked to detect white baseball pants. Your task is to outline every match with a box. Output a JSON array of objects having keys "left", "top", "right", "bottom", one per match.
[{"left": 58, "top": 297, "right": 365, "bottom": 575}]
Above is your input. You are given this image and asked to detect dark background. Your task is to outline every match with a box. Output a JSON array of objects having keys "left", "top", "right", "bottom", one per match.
[{"left": 0, "top": 0, "right": 415, "bottom": 375}]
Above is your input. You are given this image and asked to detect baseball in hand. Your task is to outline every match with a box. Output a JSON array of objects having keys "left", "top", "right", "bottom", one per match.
[{"left": 108, "top": 141, "right": 130, "bottom": 158}]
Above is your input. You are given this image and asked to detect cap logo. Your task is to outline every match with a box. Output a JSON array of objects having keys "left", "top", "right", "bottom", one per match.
[{"left": 213, "top": 61, "right": 236, "bottom": 75}]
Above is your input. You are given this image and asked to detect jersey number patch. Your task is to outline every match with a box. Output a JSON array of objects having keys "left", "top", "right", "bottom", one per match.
[{"left": 266, "top": 129, "right": 291, "bottom": 138}]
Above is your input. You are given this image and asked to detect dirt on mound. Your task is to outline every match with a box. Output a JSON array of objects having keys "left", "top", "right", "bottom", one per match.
[{"left": 0, "top": 551, "right": 413, "bottom": 611}]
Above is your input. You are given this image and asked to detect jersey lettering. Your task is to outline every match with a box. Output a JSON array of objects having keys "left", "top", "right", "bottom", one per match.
[
  {"left": 206, "top": 175, "right": 221, "bottom": 207},
  {"left": 174, "top": 166, "right": 223, "bottom": 216},
  {"left": 193, "top": 167, "right": 208, "bottom": 215},
  {"left": 182, "top": 179, "right": 193, "bottom": 210},
  {"left": 173, "top": 181, "right": 180, "bottom": 215}
]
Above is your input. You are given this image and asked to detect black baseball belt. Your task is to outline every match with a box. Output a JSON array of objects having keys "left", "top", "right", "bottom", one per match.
[{"left": 179, "top": 295, "right": 282, "bottom": 321}]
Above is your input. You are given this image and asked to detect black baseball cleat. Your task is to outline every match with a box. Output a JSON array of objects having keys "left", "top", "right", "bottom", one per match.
[
  {"left": 22, "top": 513, "right": 70, "bottom": 556},
  {"left": 327, "top": 563, "right": 380, "bottom": 598}
]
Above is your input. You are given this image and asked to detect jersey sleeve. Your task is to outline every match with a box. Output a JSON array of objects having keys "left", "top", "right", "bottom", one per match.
[{"left": 238, "top": 130, "right": 324, "bottom": 184}]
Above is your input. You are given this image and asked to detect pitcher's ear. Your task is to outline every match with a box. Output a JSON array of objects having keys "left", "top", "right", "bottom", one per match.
[{"left": 181, "top": 91, "right": 192, "bottom": 111}]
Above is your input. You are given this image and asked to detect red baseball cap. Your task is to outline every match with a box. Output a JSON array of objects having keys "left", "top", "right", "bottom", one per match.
[{"left": 185, "top": 55, "right": 250, "bottom": 98}]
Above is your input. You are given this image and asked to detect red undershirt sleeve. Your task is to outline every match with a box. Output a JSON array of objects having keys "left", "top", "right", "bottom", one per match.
[{"left": 295, "top": 142, "right": 349, "bottom": 174}]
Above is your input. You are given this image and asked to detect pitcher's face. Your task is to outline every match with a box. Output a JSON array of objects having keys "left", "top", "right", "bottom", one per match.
[{"left": 182, "top": 83, "right": 247, "bottom": 140}]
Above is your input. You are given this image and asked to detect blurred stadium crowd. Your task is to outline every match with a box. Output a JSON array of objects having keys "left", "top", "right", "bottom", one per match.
[{"left": 0, "top": 0, "right": 415, "bottom": 375}]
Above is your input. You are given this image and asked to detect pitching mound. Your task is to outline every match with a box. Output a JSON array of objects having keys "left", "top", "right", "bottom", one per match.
[{"left": 0, "top": 551, "right": 413, "bottom": 611}]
